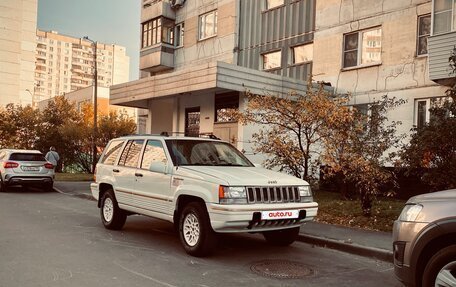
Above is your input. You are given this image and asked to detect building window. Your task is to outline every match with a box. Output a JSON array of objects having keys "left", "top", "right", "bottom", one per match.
[
  {"left": 215, "top": 93, "right": 239, "bottom": 123},
  {"left": 415, "top": 99, "right": 430, "bottom": 129},
  {"left": 199, "top": 10, "right": 217, "bottom": 40},
  {"left": 343, "top": 27, "right": 382, "bottom": 68},
  {"left": 433, "top": 0, "right": 456, "bottom": 34},
  {"left": 262, "top": 50, "right": 282, "bottom": 70},
  {"left": 142, "top": 17, "right": 174, "bottom": 48},
  {"left": 142, "top": 18, "right": 160, "bottom": 48},
  {"left": 266, "top": 0, "right": 284, "bottom": 10},
  {"left": 417, "top": 15, "right": 431, "bottom": 55},
  {"left": 175, "top": 22, "right": 184, "bottom": 47},
  {"left": 292, "top": 44, "right": 313, "bottom": 64}
]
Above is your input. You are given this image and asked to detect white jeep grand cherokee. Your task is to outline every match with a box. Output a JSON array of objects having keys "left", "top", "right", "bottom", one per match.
[{"left": 91, "top": 135, "right": 318, "bottom": 256}]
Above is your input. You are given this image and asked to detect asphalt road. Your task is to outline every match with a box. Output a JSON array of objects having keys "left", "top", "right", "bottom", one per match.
[{"left": 0, "top": 188, "right": 402, "bottom": 287}]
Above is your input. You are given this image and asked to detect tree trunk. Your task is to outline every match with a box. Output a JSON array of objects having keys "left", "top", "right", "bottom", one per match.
[{"left": 360, "top": 191, "right": 372, "bottom": 216}]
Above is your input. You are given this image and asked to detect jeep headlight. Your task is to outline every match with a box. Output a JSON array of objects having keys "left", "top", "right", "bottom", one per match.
[
  {"left": 299, "top": 185, "right": 313, "bottom": 202},
  {"left": 219, "top": 186, "right": 247, "bottom": 204},
  {"left": 398, "top": 204, "right": 423, "bottom": 222}
]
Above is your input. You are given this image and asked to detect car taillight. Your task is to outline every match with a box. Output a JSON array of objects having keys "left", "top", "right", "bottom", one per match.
[
  {"left": 3, "top": 162, "right": 19, "bottom": 168},
  {"left": 44, "top": 163, "right": 54, "bottom": 169}
]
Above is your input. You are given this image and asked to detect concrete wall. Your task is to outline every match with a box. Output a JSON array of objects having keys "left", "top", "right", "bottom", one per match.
[
  {"left": 313, "top": 0, "right": 446, "bottom": 136},
  {"left": 0, "top": 0, "right": 37, "bottom": 106},
  {"left": 172, "top": 0, "right": 237, "bottom": 70}
]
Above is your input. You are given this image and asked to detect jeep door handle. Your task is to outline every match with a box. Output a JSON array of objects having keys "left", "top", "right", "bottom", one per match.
[
  {"left": 135, "top": 173, "right": 143, "bottom": 177},
  {"left": 113, "top": 169, "right": 120, "bottom": 173}
]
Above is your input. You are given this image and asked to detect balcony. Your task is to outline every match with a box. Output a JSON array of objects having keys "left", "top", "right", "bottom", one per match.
[
  {"left": 142, "top": 0, "right": 175, "bottom": 22},
  {"left": 428, "top": 31, "right": 456, "bottom": 86},
  {"left": 140, "top": 43, "right": 174, "bottom": 73}
]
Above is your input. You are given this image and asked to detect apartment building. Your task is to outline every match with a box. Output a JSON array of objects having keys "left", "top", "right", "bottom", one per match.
[
  {"left": 111, "top": 0, "right": 315, "bottom": 159},
  {"left": 312, "top": 0, "right": 454, "bottom": 136},
  {"left": 0, "top": 0, "right": 38, "bottom": 106},
  {"left": 34, "top": 30, "right": 130, "bottom": 107}
]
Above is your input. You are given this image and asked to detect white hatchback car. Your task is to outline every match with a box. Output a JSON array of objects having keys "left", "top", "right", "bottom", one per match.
[
  {"left": 91, "top": 135, "right": 318, "bottom": 256},
  {"left": 0, "top": 149, "right": 55, "bottom": 192}
]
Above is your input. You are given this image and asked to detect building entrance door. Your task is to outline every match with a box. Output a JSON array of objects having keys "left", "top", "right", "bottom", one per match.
[{"left": 185, "top": 107, "right": 200, "bottom": 136}]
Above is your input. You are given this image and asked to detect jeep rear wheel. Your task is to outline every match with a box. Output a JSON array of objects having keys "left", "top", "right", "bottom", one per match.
[
  {"left": 179, "top": 202, "right": 216, "bottom": 257},
  {"left": 263, "top": 227, "right": 300, "bottom": 246},
  {"left": 100, "top": 190, "right": 127, "bottom": 230},
  {"left": 423, "top": 245, "right": 456, "bottom": 287}
]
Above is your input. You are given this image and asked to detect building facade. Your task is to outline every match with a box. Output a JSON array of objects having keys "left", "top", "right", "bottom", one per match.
[
  {"left": 37, "top": 86, "right": 137, "bottom": 123},
  {"left": 34, "top": 30, "right": 130, "bottom": 107},
  {"left": 0, "top": 0, "right": 38, "bottom": 107},
  {"left": 312, "top": 0, "right": 453, "bottom": 137},
  {"left": 111, "top": 0, "right": 315, "bottom": 160}
]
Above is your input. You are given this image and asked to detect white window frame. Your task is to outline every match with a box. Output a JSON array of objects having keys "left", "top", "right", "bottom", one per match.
[
  {"left": 432, "top": 0, "right": 456, "bottom": 35},
  {"left": 342, "top": 27, "right": 382, "bottom": 69},
  {"left": 414, "top": 99, "right": 431, "bottom": 128},
  {"left": 417, "top": 14, "right": 431, "bottom": 56},
  {"left": 175, "top": 22, "right": 184, "bottom": 48},
  {"left": 199, "top": 10, "right": 218, "bottom": 40},
  {"left": 291, "top": 43, "right": 313, "bottom": 65},
  {"left": 262, "top": 50, "right": 282, "bottom": 70}
]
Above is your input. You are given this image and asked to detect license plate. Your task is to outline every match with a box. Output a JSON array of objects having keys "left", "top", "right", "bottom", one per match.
[
  {"left": 261, "top": 210, "right": 299, "bottom": 220},
  {"left": 22, "top": 166, "right": 39, "bottom": 171}
]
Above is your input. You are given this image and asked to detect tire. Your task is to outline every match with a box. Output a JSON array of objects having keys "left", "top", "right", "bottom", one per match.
[
  {"left": 44, "top": 181, "right": 53, "bottom": 192},
  {"left": 263, "top": 227, "right": 300, "bottom": 246},
  {"left": 100, "top": 189, "right": 127, "bottom": 230},
  {"left": 179, "top": 202, "right": 216, "bottom": 257},
  {"left": 422, "top": 245, "right": 456, "bottom": 287}
]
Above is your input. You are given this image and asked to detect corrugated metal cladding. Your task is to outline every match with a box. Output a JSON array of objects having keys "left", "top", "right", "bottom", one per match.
[
  {"left": 428, "top": 31, "right": 456, "bottom": 81},
  {"left": 238, "top": 0, "right": 314, "bottom": 81}
]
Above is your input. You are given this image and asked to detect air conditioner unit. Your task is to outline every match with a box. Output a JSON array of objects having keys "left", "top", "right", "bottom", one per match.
[{"left": 171, "top": 0, "right": 185, "bottom": 9}]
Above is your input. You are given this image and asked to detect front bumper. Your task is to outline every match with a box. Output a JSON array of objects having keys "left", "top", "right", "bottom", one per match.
[
  {"left": 392, "top": 220, "right": 429, "bottom": 285},
  {"left": 207, "top": 202, "right": 318, "bottom": 232}
]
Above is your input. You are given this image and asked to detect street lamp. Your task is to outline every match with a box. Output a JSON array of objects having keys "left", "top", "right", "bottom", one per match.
[{"left": 83, "top": 36, "right": 98, "bottom": 174}]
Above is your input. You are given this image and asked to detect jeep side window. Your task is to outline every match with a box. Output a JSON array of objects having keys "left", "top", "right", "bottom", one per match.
[
  {"left": 118, "top": 139, "right": 144, "bottom": 168},
  {"left": 140, "top": 140, "right": 167, "bottom": 169},
  {"left": 101, "top": 140, "right": 125, "bottom": 165}
]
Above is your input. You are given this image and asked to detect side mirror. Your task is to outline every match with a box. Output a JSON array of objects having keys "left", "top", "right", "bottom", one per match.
[{"left": 149, "top": 161, "right": 167, "bottom": 174}]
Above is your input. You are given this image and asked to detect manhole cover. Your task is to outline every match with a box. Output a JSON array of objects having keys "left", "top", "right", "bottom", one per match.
[{"left": 250, "top": 260, "right": 314, "bottom": 279}]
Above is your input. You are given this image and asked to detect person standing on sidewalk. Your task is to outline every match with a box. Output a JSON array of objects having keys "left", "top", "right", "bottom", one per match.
[{"left": 45, "top": 146, "right": 60, "bottom": 171}]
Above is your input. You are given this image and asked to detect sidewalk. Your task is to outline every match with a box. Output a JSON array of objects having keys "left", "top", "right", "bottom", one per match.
[{"left": 53, "top": 181, "right": 393, "bottom": 262}]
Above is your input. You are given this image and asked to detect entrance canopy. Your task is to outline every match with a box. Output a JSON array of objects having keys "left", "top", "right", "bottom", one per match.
[{"left": 110, "top": 62, "right": 313, "bottom": 108}]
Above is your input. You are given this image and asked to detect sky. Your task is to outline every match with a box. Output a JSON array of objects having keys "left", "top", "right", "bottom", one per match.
[{"left": 37, "top": 0, "right": 141, "bottom": 81}]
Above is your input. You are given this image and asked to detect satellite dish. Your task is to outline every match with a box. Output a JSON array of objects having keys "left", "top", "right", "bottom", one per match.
[{"left": 171, "top": 0, "right": 186, "bottom": 9}]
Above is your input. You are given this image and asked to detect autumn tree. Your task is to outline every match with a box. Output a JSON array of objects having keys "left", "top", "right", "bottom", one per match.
[
  {"left": 237, "top": 81, "right": 404, "bottom": 215},
  {"left": 322, "top": 95, "right": 405, "bottom": 215},
  {"left": 400, "top": 47, "right": 456, "bottom": 190},
  {"left": 236, "top": 83, "right": 350, "bottom": 180},
  {"left": 0, "top": 104, "right": 40, "bottom": 149}
]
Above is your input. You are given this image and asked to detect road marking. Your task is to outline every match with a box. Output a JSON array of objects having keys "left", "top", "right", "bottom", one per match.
[{"left": 114, "top": 261, "right": 177, "bottom": 287}]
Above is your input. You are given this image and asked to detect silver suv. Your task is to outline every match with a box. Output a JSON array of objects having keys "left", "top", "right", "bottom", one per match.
[
  {"left": 0, "top": 149, "right": 55, "bottom": 192},
  {"left": 91, "top": 135, "right": 318, "bottom": 256},
  {"left": 393, "top": 189, "right": 456, "bottom": 286}
]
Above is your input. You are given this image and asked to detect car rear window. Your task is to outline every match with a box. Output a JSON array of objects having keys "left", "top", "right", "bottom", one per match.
[{"left": 9, "top": 153, "right": 46, "bottom": 161}]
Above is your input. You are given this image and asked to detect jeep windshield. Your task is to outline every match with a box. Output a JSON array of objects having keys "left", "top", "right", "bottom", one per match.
[{"left": 165, "top": 139, "right": 254, "bottom": 167}]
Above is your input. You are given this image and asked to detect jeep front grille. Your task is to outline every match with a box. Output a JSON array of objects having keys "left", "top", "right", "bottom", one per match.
[{"left": 246, "top": 186, "right": 300, "bottom": 204}]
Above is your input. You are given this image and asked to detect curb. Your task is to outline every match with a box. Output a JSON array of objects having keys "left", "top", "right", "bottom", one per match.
[
  {"left": 297, "top": 233, "right": 393, "bottom": 263},
  {"left": 53, "top": 186, "right": 96, "bottom": 201}
]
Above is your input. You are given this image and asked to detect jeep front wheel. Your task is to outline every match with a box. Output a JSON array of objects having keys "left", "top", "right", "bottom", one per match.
[
  {"left": 263, "top": 227, "right": 300, "bottom": 246},
  {"left": 100, "top": 190, "right": 127, "bottom": 230},
  {"left": 179, "top": 202, "right": 216, "bottom": 257}
]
